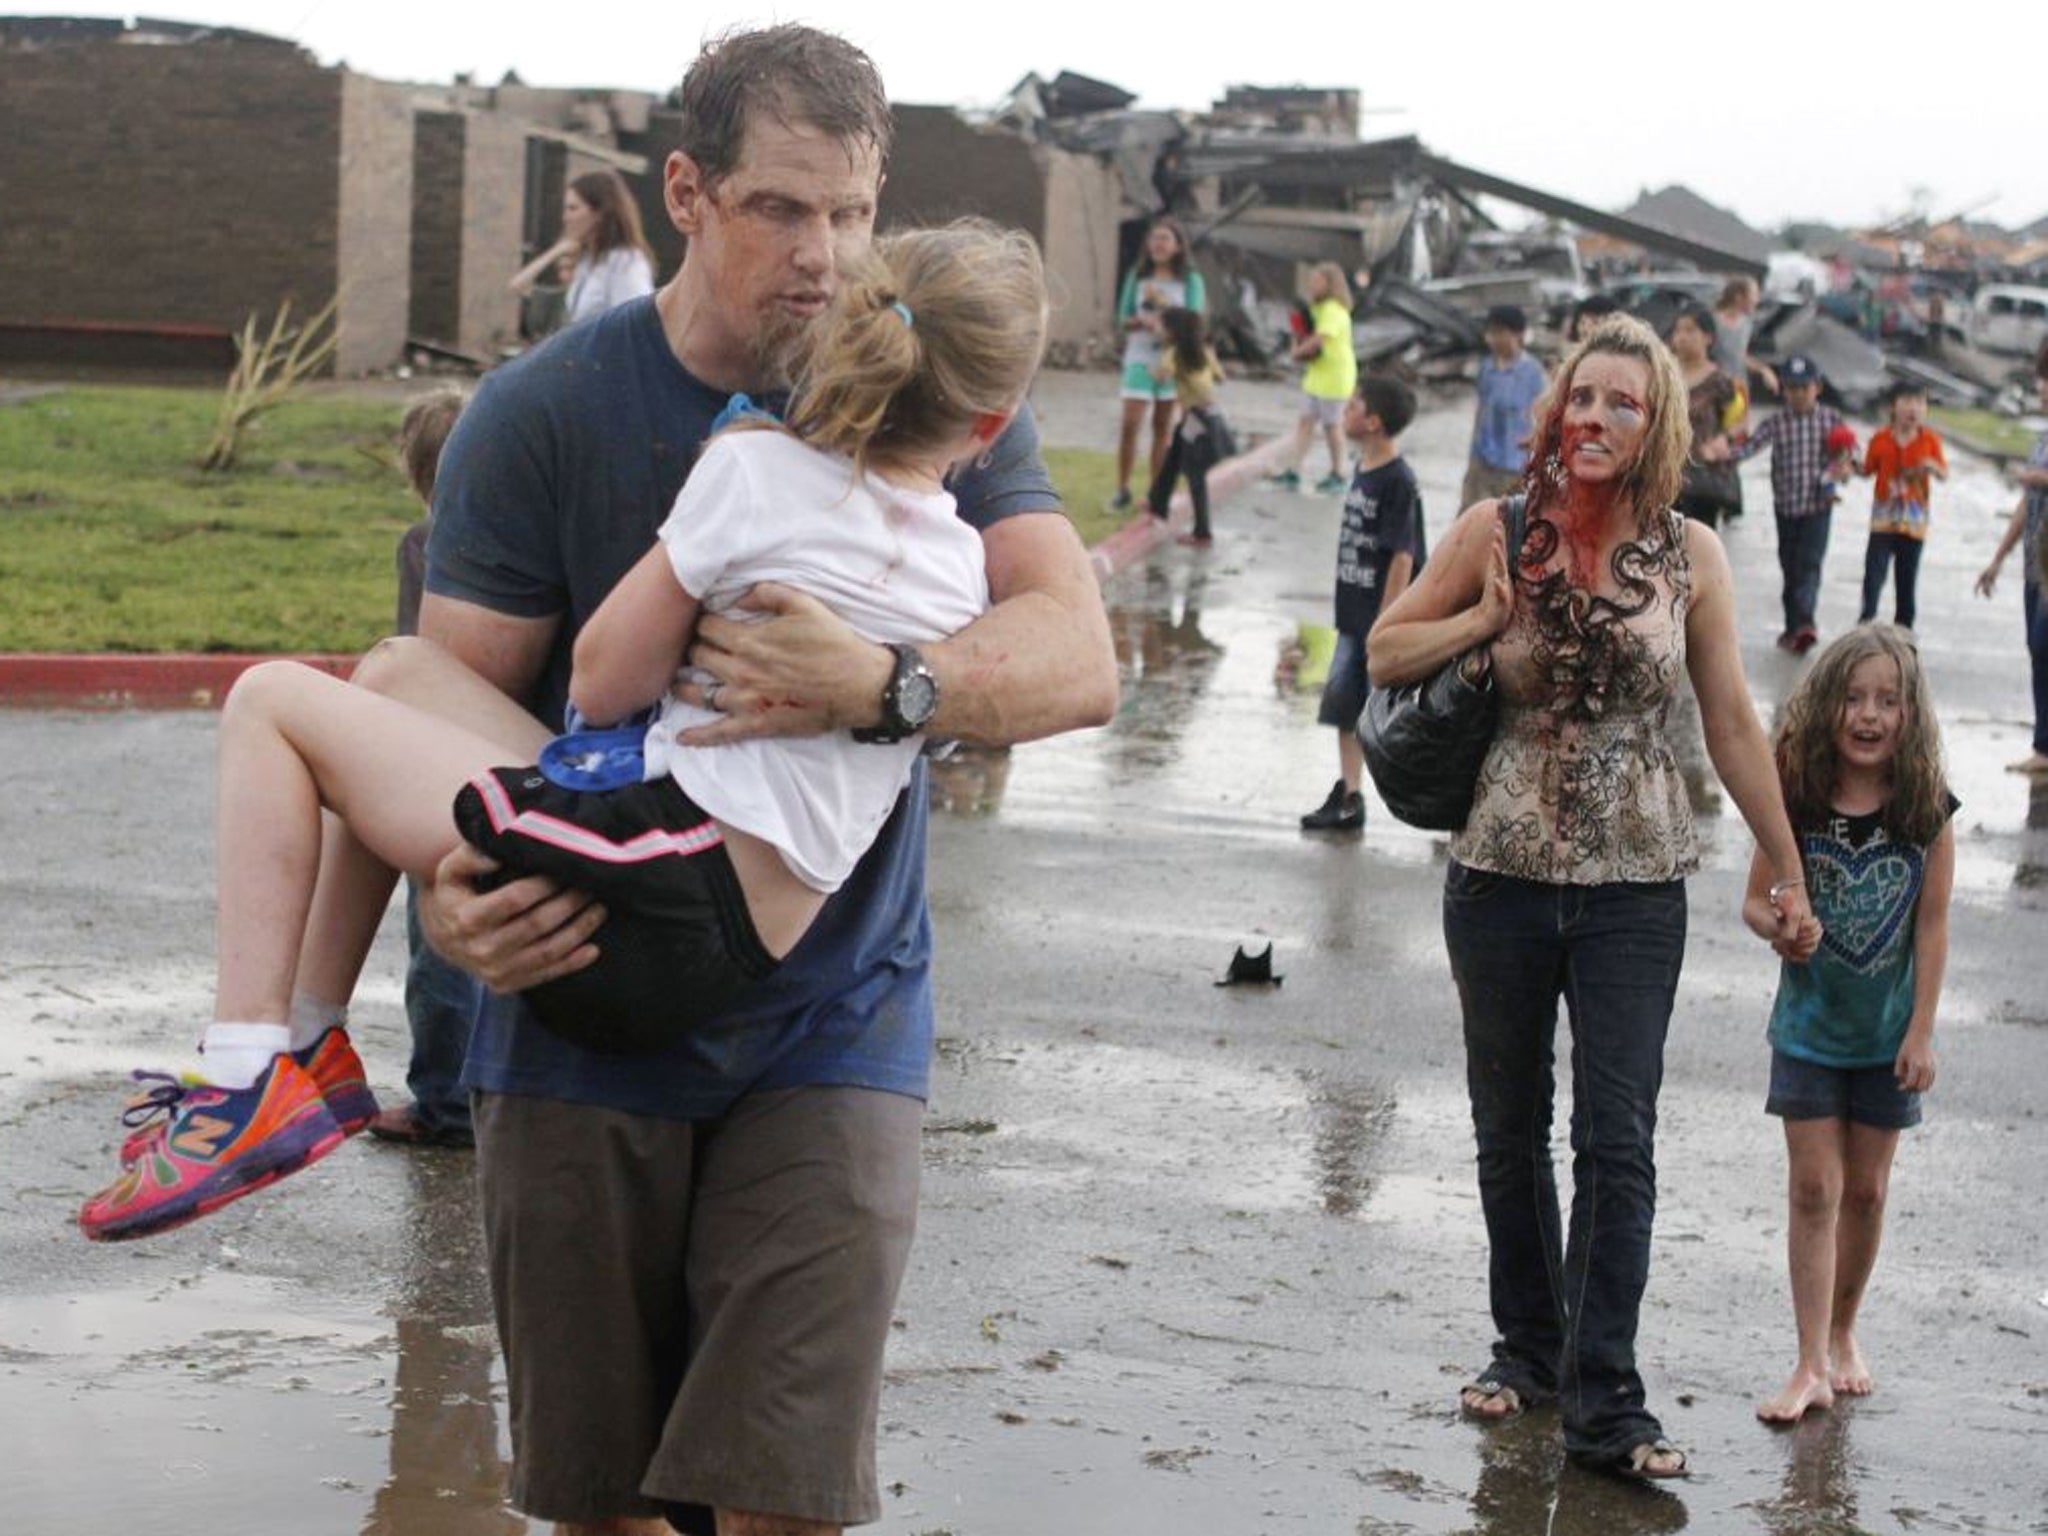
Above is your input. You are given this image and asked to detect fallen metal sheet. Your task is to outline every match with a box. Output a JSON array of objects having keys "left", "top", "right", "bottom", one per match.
[
  {"left": 1756, "top": 305, "right": 1888, "bottom": 408},
  {"left": 1883, "top": 355, "right": 1992, "bottom": 409},
  {"left": 1352, "top": 315, "right": 1426, "bottom": 365},
  {"left": 1361, "top": 279, "right": 1485, "bottom": 352}
]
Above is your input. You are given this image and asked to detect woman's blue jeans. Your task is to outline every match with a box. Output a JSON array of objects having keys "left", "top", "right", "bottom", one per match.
[
  {"left": 1441, "top": 861, "right": 1687, "bottom": 1463},
  {"left": 2025, "top": 580, "right": 2048, "bottom": 756}
]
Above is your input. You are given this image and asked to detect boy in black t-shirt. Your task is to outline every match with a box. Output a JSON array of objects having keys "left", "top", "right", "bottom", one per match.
[{"left": 1302, "top": 375, "right": 1428, "bottom": 831}]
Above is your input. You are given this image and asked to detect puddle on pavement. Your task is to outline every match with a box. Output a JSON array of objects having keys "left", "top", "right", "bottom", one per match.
[
  {"left": 1099, "top": 566, "right": 1228, "bottom": 772},
  {"left": 3, "top": 1156, "right": 523, "bottom": 1534},
  {"left": 925, "top": 1034, "right": 1479, "bottom": 1232}
]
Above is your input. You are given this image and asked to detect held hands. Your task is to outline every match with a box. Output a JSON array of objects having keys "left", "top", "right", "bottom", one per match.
[
  {"left": 419, "top": 842, "right": 603, "bottom": 994},
  {"left": 672, "top": 582, "right": 894, "bottom": 746},
  {"left": 1894, "top": 1032, "right": 1937, "bottom": 1092},
  {"left": 1765, "top": 880, "right": 1822, "bottom": 962}
]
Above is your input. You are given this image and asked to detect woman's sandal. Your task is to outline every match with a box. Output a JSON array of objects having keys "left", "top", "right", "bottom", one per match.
[
  {"left": 1619, "top": 1439, "right": 1690, "bottom": 1481},
  {"left": 1458, "top": 1372, "right": 1539, "bottom": 1421}
]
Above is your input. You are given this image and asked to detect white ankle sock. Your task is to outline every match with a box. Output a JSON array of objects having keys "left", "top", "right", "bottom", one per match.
[
  {"left": 286, "top": 993, "right": 348, "bottom": 1053},
  {"left": 200, "top": 1022, "right": 293, "bottom": 1089}
]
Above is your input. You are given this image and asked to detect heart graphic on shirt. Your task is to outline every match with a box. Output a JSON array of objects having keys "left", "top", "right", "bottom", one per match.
[{"left": 1808, "top": 840, "right": 1919, "bottom": 973}]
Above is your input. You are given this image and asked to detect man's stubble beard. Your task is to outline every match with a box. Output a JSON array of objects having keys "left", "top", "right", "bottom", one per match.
[{"left": 748, "top": 306, "right": 812, "bottom": 393}]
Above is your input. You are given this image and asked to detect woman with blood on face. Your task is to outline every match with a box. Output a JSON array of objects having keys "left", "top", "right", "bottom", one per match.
[{"left": 1367, "top": 314, "right": 1817, "bottom": 1480}]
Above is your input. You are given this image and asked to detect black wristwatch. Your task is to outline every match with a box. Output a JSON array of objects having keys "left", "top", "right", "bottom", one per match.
[{"left": 851, "top": 642, "right": 939, "bottom": 744}]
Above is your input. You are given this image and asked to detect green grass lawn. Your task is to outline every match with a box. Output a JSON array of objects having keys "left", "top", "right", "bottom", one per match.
[
  {"left": 1929, "top": 406, "right": 2039, "bottom": 459},
  {"left": 0, "top": 385, "right": 1125, "bottom": 654},
  {"left": 1043, "top": 445, "right": 1124, "bottom": 548},
  {"left": 0, "top": 386, "right": 411, "bottom": 652}
]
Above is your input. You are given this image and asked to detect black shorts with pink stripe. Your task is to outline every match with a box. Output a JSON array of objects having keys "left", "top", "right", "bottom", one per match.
[{"left": 451, "top": 767, "right": 779, "bottom": 1055}]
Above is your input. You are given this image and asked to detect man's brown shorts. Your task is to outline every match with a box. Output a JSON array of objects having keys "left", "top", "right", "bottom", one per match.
[{"left": 475, "top": 1085, "right": 923, "bottom": 1529}]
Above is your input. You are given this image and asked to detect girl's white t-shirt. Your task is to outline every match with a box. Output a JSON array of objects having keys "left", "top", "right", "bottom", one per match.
[
  {"left": 640, "top": 430, "right": 989, "bottom": 893},
  {"left": 565, "top": 246, "right": 656, "bottom": 325}
]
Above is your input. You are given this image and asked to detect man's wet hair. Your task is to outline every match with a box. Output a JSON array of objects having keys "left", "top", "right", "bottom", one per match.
[
  {"left": 1355, "top": 373, "right": 1416, "bottom": 438},
  {"left": 675, "top": 24, "right": 892, "bottom": 187}
]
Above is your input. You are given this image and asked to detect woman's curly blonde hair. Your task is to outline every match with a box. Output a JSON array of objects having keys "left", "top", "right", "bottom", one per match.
[{"left": 1522, "top": 313, "right": 1691, "bottom": 527}]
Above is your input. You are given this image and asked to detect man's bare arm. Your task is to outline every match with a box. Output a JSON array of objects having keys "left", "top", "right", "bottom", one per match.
[
  {"left": 923, "top": 510, "right": 1118, "bottom": 744},
  {"left": 417, "top": 593, "right": 559, "bottom": 702}
]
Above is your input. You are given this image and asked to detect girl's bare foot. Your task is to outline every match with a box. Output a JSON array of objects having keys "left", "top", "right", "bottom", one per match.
[
  {"left": 2007, "top": 752, "right": 2048, "bottom": 776},
  {"left": 1757, "top": 1366, "right": 1834, "bottom": 1422},
  {"left": 1830, "top": 1333, "right": 1874, "bottom": 1395}
]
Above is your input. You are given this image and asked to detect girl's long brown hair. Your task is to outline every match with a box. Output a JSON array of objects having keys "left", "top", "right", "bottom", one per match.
[{"left": 1775, "top": 623, "right": 1951, "bottom": 847}]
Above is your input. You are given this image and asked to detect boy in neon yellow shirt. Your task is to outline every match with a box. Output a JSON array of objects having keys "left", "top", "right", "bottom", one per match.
[{"left": 1267, "top": 263, "right": 1359, "bottom": 494}]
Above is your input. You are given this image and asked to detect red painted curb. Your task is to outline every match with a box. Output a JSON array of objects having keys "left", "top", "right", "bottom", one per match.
[
  {"left": 1087, "top": 435, "right": 1296, "bottom": 581},
  {"left": 0, "top": 653, "right": 356, "bottom": 710}
]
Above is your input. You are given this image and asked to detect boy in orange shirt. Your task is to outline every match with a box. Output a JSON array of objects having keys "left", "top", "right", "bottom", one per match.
[{"left": 1859, "top": 383, "right": 1948, "bottom": 631}]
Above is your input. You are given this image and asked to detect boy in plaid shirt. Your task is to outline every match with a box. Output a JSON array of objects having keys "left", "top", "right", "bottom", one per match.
[{"left": 1734, "top": 354, "right": 1845, "bottom": 652}]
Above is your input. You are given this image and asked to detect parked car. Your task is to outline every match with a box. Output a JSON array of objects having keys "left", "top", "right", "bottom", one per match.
[
  {"left": 1961, "top": 284, "right": 2048, "bottom": 360},
  {"left": 1428, "top": 229, "right": 1588, "bottom": 329}
]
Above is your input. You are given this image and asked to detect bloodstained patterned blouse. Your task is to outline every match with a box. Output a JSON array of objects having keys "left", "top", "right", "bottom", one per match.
[{"left": 1450, "top": 505, "right": 1699, "bottom": 884}]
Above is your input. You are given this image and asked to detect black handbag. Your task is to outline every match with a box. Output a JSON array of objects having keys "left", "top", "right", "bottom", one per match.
[
  {"left": 1677, "top": 457, "right": 1741, "bottom": 517},
  {"left": 1357, "top": 495, "right": 1525, "bottom": 831}
]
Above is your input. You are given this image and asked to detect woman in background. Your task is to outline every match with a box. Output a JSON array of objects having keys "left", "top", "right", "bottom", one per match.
[{"left": 509, "top": 169, "right": 656, "bottom": 328}]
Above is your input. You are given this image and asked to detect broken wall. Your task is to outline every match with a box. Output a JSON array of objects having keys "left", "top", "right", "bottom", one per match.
[
  {"left": 411, "top": 110, "right": 533, "bottom": 357},
  {"left": 458, "top": 111, "right": 533, "bottom": 356},
  {"left": 409, "top": 112, "right": 466, "bottom": 346},
  {"left": 883, "top": 105, "right": 1122, "bottom": 356},
  {"left": 337, "top": 73, "right": 415, "bottom": 375},
  {"left": 0, "top": 38, "right": 343, "bottom": 341}
]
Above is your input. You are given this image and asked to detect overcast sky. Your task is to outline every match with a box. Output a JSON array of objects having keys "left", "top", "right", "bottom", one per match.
[{"left": 71, "top": 2, "right": 2045, "bottom": 234}]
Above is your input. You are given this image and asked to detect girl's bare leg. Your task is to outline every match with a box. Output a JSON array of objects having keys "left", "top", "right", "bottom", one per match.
[
  {"left": 1757, "top": 1117, "right": 1843, "bottom": 1422},
  {"left": 1115, "top": 396, "right": 1146, "bottom": 495},
  {"left": 290, "top": 639, "right": 551, "bottom": 1004},
  {"left": 1148, "top": 399, "right": 1176, "bottom": 482},
  {"left": 1323, "top": 420, "right": 1347, "bottom": 480},
  {"left": 1829, "top": 1121, "right": 1902, "bottom": 1395},
  {"left": 214, "top": 658, "right": 549, "bottom": 1024}
]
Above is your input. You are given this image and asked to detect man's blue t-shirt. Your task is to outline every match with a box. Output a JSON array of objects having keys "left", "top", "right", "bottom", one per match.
[
  {"left": 1472, "top": 352, "right": 1548, "bottom": 473},
  {"left": 425, "top": 296, "right": 1060, "bottom": 1119},
  {"left": 1332, "top": 456, "right": 1426, "bottom": 637}
]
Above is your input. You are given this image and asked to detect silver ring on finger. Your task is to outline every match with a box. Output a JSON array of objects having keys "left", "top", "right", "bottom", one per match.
[{"left": 703, "top": 679, "right": 724, "bottom": 711}]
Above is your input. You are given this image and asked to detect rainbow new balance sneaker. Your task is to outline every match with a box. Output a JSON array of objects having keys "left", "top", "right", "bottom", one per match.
[
  {"left": 118, "top": 1027, "right": 376, "bottom": 1166},
  {"left": 80, "top": 1054, "right": 347, "bottom": 1242}
]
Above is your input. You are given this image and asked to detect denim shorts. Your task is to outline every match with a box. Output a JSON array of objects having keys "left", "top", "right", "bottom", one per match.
[
  {"left": 1120, "top": 360, "right": 1175, "bottom": 401},
  {"left": 1316, "top": 628, "right": 1371, "bottom": 729},
  {"left": 1766, "top": 1048, "right": 1922, "bottom": 1130}
]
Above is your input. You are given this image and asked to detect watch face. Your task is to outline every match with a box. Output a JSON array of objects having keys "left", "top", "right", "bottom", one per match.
[{"left": 896, "top": 668, "right": 938, "bottom": 727}]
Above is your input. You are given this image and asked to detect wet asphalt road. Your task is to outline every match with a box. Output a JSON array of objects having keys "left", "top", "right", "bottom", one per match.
[{"left": 2, "top": 371, "right": 2045, "bottom": 1534}]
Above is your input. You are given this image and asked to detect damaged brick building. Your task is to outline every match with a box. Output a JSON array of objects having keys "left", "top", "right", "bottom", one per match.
[{"left": 0, "top": 20, "right": 1134, "bottom": 376}]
